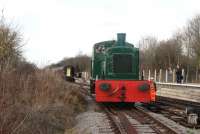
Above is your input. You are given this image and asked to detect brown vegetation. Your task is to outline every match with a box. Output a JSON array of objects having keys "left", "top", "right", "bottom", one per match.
[{"left": 0, "top": 68, "right": 87, "bottom": 134}]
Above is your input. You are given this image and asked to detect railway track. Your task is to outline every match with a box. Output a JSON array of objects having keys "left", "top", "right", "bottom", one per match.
[
  {"left": 104, "top": 105, "right": 138, "bottom": 134},
  {"left": 103, "top": 105, "right": 179, "bottom": 134},
  {"left": 130, "top": 106, "right": 179, "bottom": 134},
  {"left": 155, "top": 96, "right": 200, "bottom": 128},
  {"left": 157, "top": 96, "right": 200, "bottom": 110}
]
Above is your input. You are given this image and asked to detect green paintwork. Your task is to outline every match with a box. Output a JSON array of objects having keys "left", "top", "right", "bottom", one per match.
[{"left": 91, "top": 34, "right": 139, "bottom": 80}]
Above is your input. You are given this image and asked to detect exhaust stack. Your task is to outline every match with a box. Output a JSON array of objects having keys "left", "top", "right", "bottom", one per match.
[{"left": 117, "top": 33, "right": 126, "bottom": 46}]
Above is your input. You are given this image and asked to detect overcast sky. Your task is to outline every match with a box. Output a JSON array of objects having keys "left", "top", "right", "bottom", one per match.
[{"left": 1, "top": 0, "right": 200, "bottom": 66}]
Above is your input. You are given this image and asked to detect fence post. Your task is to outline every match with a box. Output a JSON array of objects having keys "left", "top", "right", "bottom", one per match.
[
  {"left": 182, "top": 69, "right": 184, "bottom": 83},
  {"left": 159, "top": 69, "right": 162, "bottom": 82},
  {"left": 196, "top": 66, "right": 198, "bottom": 83},
  {"left": 173, "top": 69, "right": 175, "bottom": 83},
  {"left": 165, "top": 69, "right": 168, "bottom": 83},
  {"left": 148, "top": 69, "right": 151, "bottom": 80},
  {"left": 154, "top": 69, "right": 157, "bottom": 82},
  {"left": 142, "top": 70, "right": 145, "bottom": 80}
]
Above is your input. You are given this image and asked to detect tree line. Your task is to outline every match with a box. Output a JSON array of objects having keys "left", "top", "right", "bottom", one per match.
[
  {"left": 139, "top": 14, "right": 200, "bottom": 82},
  {"left": 49, "top": 53, "right": 91, "bottom": 73}
]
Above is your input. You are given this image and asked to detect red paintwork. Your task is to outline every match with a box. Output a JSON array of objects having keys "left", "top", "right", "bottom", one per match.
[{"left": 95, "top": 80, "right": 156, "bottom": 102}]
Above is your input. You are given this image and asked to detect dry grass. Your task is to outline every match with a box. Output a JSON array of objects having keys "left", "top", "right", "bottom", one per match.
[{"left": 0, "top": 66, "right": 87, "bottom": 134}]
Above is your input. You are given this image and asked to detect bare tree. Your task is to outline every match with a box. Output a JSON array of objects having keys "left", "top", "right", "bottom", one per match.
[
  {"left": 140, "top": 37, "right": 182, "bottom": 70},
  {"left": 139, "top": 36, "right": 157, "bottom": 70},
  {"left": 0, "top": 14, "right": 23, "bottom": 70},
  {"left": 184, "top": 15, "right": 200, "bottom": 82},
  {"left": 188, "top": 15, "right": 200, "bottom": 62},
  {"left": 138, "top": 14, "right": 200, "bottom": 82}
]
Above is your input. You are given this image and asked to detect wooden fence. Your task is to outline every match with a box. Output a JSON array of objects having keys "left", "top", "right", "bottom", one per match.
[{"left": 142, "top": 69, "right": 186, "bottom": 83}]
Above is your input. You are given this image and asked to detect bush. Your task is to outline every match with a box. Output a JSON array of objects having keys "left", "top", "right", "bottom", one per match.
[
  {"left": 0, "top": 69, "right": 87, "bottom": 134},
  {"left": 0, "top": 16, "right": 22, "bottom": 70}
]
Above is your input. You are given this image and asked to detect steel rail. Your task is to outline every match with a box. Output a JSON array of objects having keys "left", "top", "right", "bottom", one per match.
[
  {"left": 133, "top": 106, "right": 178, "bottom": 134},
  {"left": 105, "top": 106, "right": 138, "bottom": 134}
]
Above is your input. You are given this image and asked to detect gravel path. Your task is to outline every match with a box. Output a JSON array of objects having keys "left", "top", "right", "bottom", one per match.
[{"left": 65, "top": 96, "right": 115, "bottom": 134}]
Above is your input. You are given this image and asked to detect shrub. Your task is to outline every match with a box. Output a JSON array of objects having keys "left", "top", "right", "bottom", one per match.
[
  {"left": 0, "top": 69, "right": 86, "bottom": 134},
  {"left": 0, "top": 16, "right": 23, "bottom": 70}
]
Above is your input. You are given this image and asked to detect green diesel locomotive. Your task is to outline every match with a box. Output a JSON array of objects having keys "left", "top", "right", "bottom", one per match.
[{"left": 91, "top": 33, "right": 156, "bottom": 103}]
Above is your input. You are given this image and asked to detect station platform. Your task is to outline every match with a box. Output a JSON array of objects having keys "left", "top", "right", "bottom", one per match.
[{"left": 156, "top": 82, "right": 200, "bottom": 103}]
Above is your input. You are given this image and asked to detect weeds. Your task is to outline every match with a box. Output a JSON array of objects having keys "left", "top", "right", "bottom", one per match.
[{"left": 0, "top": 67, "right": 86, "bottom": 134}]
